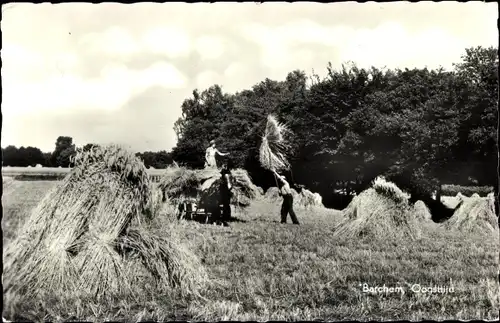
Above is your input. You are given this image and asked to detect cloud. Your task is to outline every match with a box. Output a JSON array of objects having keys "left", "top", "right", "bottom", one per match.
[
  {"left": 4, "top": 87, "right": 186, "bottom": 153},
  {"left": 195, "top": 70, "right": 222, "bottom": 91},
  {"left": 194, "top": 35, "right": 226, "bottom": 60},
  {"left": 142, "top": 26, "right": 192, "bottom": 58},
  {"left": 80, "top": 26, "right": 141, "bottom": 57},
  {"left": 2, "top": 52, "right": 188, "bottom": 117},
  {"left": 1, "top": 2, "right": 496, "bottom": 153},
  {"left": 239, "top": 19, "right": 476, "bottom": 73}
]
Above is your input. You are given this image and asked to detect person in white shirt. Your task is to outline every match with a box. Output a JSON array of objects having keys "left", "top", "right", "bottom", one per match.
[
  {"left": 273, "top": 170, "right": 300, "bottom": 225},
  {"left": 205, "top": 140, "right": 230, "bottom": 169}
]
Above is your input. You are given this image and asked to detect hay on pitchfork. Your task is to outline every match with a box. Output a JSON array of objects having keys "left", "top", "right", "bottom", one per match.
[
  {"left": 3, "top": 145, "right": 207, "bottom": 299},
  {"left": 443, "top": 194, "right": 498, "bottom": 235},
  {"left": 334, "top": 176, "right": 420, "bottom": 240},
  {"left": 259, "top": 115, "right": 292, "bottom": 172}
]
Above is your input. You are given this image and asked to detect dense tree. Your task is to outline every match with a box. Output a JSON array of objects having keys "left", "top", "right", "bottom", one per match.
[
  {"left": 50, "top": 136, "right": 76, "bottom": 167},
  {"left": 2, "top": 146, "right": 46, "bottom": 167},
  {"left": 136, "top": 150, "right": 173, "bottom": 169},
  {"left": 171, "top": 46, "right": 498, "bottom": 211}
]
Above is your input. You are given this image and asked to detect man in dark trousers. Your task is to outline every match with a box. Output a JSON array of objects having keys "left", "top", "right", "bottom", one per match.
[
  {"left": 273, "top": 170, "right": 300, "bottom": 225},
  {"left": 219, "top": 162, "right": 233, "bottom": 226}
]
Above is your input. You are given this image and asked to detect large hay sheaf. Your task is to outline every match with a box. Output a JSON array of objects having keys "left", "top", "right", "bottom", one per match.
[
  {"left": 259, "top": 115, "right": 292, "bottom": 172},
  {"left": 3, "top": 145, "right": 207, "bottom": 299},
  {"left": 443, "top": 194, "right": 498, "bottom": 235},
  {"left": 158, "top": 166, "right": 259, "bottom": 207},
  {"left": 334, "top": 177, "right": 420, "bottom": 240}
]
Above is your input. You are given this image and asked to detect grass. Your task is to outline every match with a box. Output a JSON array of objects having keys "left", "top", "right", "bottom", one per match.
[
  {"left": 2, "top": 167, "right": 167, "bottom": 181},
  {"left": 2, "top": 180, "right": 499, "bottom": 321}
]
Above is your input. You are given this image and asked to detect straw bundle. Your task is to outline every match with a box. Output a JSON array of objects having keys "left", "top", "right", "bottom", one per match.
[
  {"left": 264, "top": 187, "right": 281, "bottom": 202},
  {"left": 264, "top": 186, "right": 323, "bottom": 208},
  {"left": 296, "top": 188, "right": 324, "bottom": 208},
  {"left": 158, "top": 166, "right": 259, "bottom": 207},
  {"left": 334, "top": 177, "right": 420, "bottom": 240},
  {"left": 414, "top": 200, "right": 432, "bottom": 221},
  {"left": 259, "top": 115, "right": 292, "bottom": 172},
  {"left": 3, "top": 145, "right": 207, "bottom": 299},
  {"left": 158, "top": 166, "right": 210, "bottom": 203},
  {"left": 443, "top": 194, "right": 498, "bottom": 235}
]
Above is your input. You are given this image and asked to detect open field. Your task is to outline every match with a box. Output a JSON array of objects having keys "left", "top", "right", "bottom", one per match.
[
  {"left": 2, "top": 167, "right": 167, "bottom": 181},
  {"left": 2, "top": 179, "right": 499, "bottom": 321}
]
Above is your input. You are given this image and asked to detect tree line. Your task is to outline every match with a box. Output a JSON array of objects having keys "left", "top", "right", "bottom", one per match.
[
  {"left": 2, "top": 138, "right": 173, "bottom": 169},
  {"left": 171, "top": 46, "right": 498, "bottom": 213}
]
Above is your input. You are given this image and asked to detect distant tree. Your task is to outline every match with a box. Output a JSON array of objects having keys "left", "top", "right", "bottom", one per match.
[
  {"left": 43, "top": 152, "right": 52, "bottom": 167},
  {"left": 25, "top": 146, "right": 46, "bottom": 166},
  {"left": 1, "top": 145, "right": 45, "bottom": 167},
  {"left": 2, "top": 146, "right": 19, "bottom": 166},
  {"left": 51, "top": 136, "right": 76, "bottom": 167},
  {"left": 136, "top": 150, "right": 173, "bottom": 169}
]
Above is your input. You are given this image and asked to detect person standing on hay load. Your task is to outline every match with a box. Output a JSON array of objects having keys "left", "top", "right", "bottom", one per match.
[
  {"left": 273, "top": 170, "right": 300, "bottom": 225},
  {"left": 205, "top": 140, "right": 230, "bottom": 169}
]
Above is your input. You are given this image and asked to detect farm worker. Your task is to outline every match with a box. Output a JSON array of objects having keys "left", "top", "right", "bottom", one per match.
[
  {"left": 219, "top": 162, "right": 233, "bottom": 225},
  {"left": 205, "top": 140, "right": 230, "bottom": 169},
  {"left": 273, "top": 170, "right": 300, "bottom": 225}
]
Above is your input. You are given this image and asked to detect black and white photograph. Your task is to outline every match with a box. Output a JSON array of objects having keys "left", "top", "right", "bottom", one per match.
[{"left": 2, "top": 2, "right": 499, "bottom": 321}]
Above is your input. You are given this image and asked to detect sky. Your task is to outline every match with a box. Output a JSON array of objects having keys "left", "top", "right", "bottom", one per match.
[{"left": 1, "top": 2, "right": 497, "bottom": 153}]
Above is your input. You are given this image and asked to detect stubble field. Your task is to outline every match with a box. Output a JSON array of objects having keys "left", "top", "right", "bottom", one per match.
[{"left": 2, "top": 179, "right": 499, "bottom": 321}]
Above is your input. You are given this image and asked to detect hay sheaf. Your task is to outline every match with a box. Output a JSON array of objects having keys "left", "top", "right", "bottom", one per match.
[
  {"left": 264, "top": 187, "right": 324, "bottom": 208},
  {"left": 443, "top": 195, "right": 498, "bottom": 235},
  {"left": 158, "top": 166, "right": 259, "bottom": 207},
  {"left": 3, "top": 145, "right": 207, "bottom": 299},
  {"left": 334, "top": 182, "right": 420, "bottom": 240},
  {"left": 414, "top": 200, "right": 432, "bottom": 221},
  {"left": 259, "top": 115, "right": 292, "bottom": 172}
]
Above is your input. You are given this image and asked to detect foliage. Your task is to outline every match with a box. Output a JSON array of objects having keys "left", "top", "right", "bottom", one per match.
[
  {"left": 136, "top": 150, "right": 174, "bottom": 169},
  {"left": 441, "top": 184, "right": 494, "bottom": 197},
  {"left": 2, "top": 146, "right": 47, "bottom": 167},
  {"left": 51, "top": 136, "right": 77, "bottom": 168},
  {"left": 170, "top": 46, "right": 498, "bottom": 210}
]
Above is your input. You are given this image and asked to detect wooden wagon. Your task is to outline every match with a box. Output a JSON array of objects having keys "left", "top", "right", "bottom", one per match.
[{"left": 176, "top": 191, "right": 224, "bottom": 224}]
